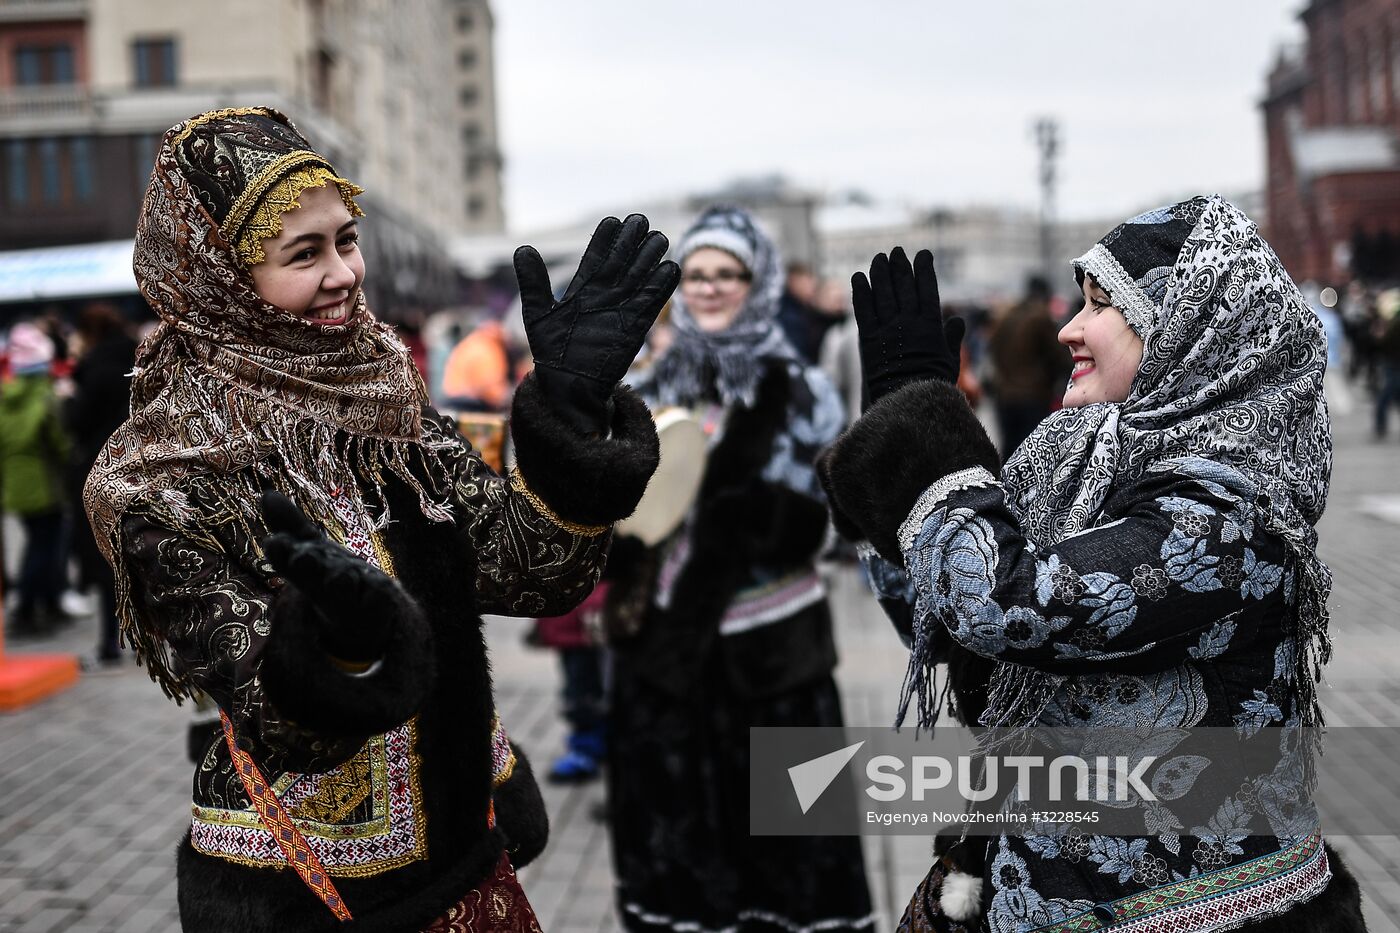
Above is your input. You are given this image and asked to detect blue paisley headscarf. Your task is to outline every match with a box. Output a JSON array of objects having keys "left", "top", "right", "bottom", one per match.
[
  {"left": 990, "top": 195, "right": 1333, "bottom": 731},
  {"left": 643, "top": 205, "right": 801, "bottom": 407}
]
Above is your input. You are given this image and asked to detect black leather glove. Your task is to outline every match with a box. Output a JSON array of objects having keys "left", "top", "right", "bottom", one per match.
[
  {"left": 515, "top": 214, "right": 681, "bottom": 435},
  {"left": 261, "top": 490, "right": 409, "bottom": 664},
  {"left": 853, "top": 247, "right": 965, "bottom": 405}
]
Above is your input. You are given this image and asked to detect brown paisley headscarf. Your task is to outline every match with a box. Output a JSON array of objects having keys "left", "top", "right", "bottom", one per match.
[{"left": 84, "top": 107, "right": 456, "bottom": 696}]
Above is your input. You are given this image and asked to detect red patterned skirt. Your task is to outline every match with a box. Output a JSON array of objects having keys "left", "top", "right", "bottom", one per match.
[{"left": 421, "top": 853, "right": 541, "bottom": 932}]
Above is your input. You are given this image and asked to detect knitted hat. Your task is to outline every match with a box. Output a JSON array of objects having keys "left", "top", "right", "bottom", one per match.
[
  {"left": 8, "top": 322, "right": 53, "bottom": 375},
  {"left": 170, "top": 107, "right": 364, "bottom": 266},
  {"left": 1072, "top": 196, "right": 1210, "bottom": 338},
  {"left": 678, "top": 205, "right": 758, "bottom": 272}
]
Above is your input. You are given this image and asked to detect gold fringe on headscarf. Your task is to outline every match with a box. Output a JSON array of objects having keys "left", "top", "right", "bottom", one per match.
[{"left": 234, "top": 165, "right": 365, "bottom": 267}]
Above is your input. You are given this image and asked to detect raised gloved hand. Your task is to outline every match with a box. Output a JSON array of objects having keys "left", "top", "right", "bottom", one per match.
[
  {"left": 853, "top": 247, "right": 965, "bottom": 405},
  {"left": 261, "top": 490, "right": 412, "bottom": 665},
  {"left": 515, "top": 214, "right": 681, "bottom": 435}
]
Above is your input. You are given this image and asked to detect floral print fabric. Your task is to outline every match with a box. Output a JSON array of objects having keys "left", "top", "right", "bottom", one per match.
[{"left": 885, "top": 456, "right": 1329, "bottom": 930}]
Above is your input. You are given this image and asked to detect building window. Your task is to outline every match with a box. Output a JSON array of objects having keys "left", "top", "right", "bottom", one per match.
[
  {"left": 38, "top": 138, "right": 61, "bottom": 203},
  {"left": 467, "top": 195, "right": 484, "bottom": 218},
  {"left": 5, "top": 140, "right": 28, "bottom": 206},
  {"left": 313, "top": 48, "right": 335, "bottom": 110},
  {"left": 133, "top": 38, "right": 178, "bottom": 88},
  {"left": 1, "top": 137, "right": 99, "bottom": 207},
  {"left": 456, "top": 12, "right": 473, "bottom": 31},
  {"left": 459, "top": 85, "right": 478, "bottom": 107},
  {"left": 458, "top": 48, "right": 477, "bottom": 69},
  {"left": 462, "top": 123, "right": 480, "bottom": 147},
  {"left": 13, "top": 44, "right": 76, "bottom": 85},
  {"left": 133, "top": 134, "right": 160, "bottom": 188},
  {"left": 70, "top": 137, "right": 94, "bottom": 201}
]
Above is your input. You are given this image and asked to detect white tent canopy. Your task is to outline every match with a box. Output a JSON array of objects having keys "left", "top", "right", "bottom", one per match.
[{"left": 0, "top": 240, "right": 137, "bottom": 304}]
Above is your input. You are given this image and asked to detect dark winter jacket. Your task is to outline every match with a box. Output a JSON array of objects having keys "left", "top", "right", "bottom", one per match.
[
  {"left": 851, "top": 385, "right": 1359, "bottom": 932},
  {"left": 64, "top": 331, "right": 138, "bottom": 584},
  {"left": 613, "top": 358, "right": 844, "bottom": 699},
  {"left": 120, "top": 377, "right": 657, "bottom": 932}
]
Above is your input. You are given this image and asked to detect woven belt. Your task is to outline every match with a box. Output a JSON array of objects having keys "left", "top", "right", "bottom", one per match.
[{"left": 220, "top": 711, "right": 352, "bottom": 922}]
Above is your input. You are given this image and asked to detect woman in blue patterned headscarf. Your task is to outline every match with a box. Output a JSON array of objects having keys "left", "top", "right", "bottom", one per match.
[{"left": 822, "top": 196, "right": 1364, "bottom": 931}]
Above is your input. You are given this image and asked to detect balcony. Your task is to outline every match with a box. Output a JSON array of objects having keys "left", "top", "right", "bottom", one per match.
[
  {"left": 0, "top": 0, "right": 88, "bottom": 23},
  {"left": 0, "top": 85, "right": 94, "bottom": 130}
]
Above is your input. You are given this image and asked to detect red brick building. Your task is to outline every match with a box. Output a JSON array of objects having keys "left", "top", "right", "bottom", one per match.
[{"left": 1263, "top": 0, "right": 1400, "bottom": 285}]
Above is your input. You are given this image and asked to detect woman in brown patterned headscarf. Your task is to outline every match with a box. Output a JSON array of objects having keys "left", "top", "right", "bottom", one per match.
[{"left": 85, "top": 107, "right": 677, "bottom": 932}]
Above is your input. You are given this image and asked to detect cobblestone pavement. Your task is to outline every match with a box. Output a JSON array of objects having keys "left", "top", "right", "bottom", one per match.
[{"left": 1, "top": 401, "right": 1398, "bottom": 932}]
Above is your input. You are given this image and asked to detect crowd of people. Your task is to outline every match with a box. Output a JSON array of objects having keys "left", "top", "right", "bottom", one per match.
[
  {"left": 0, "top": 105, "right": 1379, "bottom": 931},
  {"left": 0, "top": 304, "right": 137, "bottom": 663}
]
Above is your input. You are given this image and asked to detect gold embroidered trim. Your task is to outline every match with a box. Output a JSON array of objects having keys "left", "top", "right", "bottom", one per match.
[
  {"left": 190, "top": 719, "right": 429, "bottom": 878},
  {"left": 230, "top": 161, "right": 366, "bottom": 267},
  {"left": 170, "top": 106, "right": 276, "bottom": 146},
  {"left": 289, "top": 746, "right": 373, "bottom": 823},
  {"left": 491, "top": 713, "right": 517, "bottom": 788},
  {"left": 370, "top": 528, "right": 396, "bottom": 578},
  {"left": 508, "top": 469, "right": 610, "bottom": 537}
]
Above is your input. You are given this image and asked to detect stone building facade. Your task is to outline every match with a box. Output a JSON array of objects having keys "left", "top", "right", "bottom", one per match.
[{"left": 0, "top": 0, "right": 507, "bottom": 316}]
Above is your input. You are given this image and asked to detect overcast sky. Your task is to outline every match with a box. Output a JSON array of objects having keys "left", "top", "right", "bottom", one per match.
[{"left": 492, "top": 2, "right": 1305, "bottom": 233}]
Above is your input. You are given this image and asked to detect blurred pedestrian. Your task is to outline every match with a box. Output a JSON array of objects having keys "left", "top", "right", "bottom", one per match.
[
  {"left": 0, "top": 322, "right": 71, "bottom": 635},
  {"left": 819, "top": 311, "right": 863, "bottom": 423},
  {"left": 1303, "top": 283, "right": 1353, "bottom": 417},
  {"left": 987, "top": 274, "right": 1070, "bottom": 458},
  {"left": 1374, "top": 289, "right": 1400, "bottom": 439},
  {"left": 777, "top": 260, "right": 841, "bottom": 364},
  {"left": 1343, "top": 283, "right": 1379, "bottom": 390},
  {"left": 63, "top": 302, "right": 138, "bottom": 661},
  {"left": 441, "top": 317, "right": 512, "bottom": 412},
  {"left": 606, "top": 206, "right": 874, "bottom": 932},
  {"left": 83, "top": 107, "right": 675, "bottom": 931},
  {"left": 531, "top": 582, "right": 609, "bottom": 783}
]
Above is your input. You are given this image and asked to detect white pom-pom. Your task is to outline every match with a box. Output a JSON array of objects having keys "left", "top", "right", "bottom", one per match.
[{"left": 939, "top": 870, "right": 983, "bottom": 921}]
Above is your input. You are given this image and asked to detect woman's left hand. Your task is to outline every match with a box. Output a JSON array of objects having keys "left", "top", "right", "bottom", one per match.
[
  {"left": 853, "top": 247, "right": 965, "bottom": 406},
  {"left": 514, "top": 214, "right": 681, "bottom": 435}
]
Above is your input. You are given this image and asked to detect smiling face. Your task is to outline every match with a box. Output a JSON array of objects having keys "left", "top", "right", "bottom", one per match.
[
  {"left": 1057, "top": 275, "right": 1144, "bottom": 407},
  {"left": 680, "top": 246, "right": 752, "bottom": 333},
  {"left": 247, "top": 183, "right": 364, "bottom": 325}
]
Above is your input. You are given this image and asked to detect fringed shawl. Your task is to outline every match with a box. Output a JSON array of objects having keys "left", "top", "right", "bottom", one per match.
[
  {"left": 84, "top": 110, "right": 456, "bottom": 699},
  {"left": 981, "top": 195, "right": 1333, "bottom": 733}
]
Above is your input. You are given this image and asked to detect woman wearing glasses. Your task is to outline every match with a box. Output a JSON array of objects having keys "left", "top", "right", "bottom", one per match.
[{"left": 605, "top": 206, "right": 875, "bottom": 932}]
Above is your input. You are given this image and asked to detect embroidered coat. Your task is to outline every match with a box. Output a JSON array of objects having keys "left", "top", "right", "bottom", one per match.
[
  {"left": 121, "top": 380, "right": 656, "bottom": 933},
  {"left": 868, "top": 455, "right": 1339, "bottom": 931}
]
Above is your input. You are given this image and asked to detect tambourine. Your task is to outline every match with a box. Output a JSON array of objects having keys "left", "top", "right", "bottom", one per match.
[{"left": 615, "top": 406, "right": 707, "bottom": 545}]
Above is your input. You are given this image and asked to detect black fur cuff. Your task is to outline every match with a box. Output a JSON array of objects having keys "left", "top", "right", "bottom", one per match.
[
  {"left": 824, "top": 379, "right": 1000, "bottom": 563},
  {"left": 510, "top": 371, "right": 660, "bottom": 527},
  {"left": 493, "top": 742, "right": 549, "bottom": 868},
  {"left": 260, "top": 584, "right": 435, "bottom": 739}
]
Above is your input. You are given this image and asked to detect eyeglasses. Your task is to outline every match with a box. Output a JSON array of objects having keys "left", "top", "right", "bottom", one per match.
[{"left": 680, "top": 269, "right": 752, "bottom": 290}]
